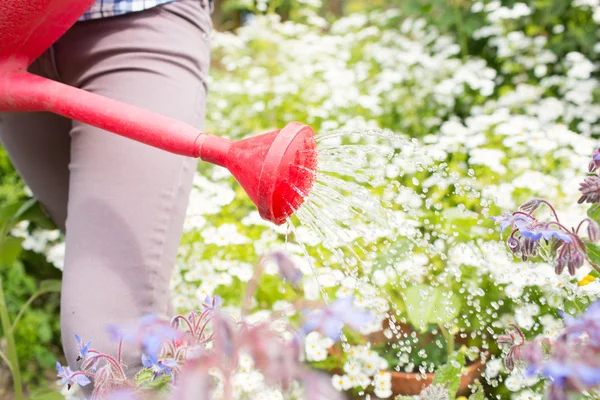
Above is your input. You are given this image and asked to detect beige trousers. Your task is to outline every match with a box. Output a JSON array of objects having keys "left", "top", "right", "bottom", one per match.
[{"left": 0, "top": 0, "right": 212, "bottom": 391}]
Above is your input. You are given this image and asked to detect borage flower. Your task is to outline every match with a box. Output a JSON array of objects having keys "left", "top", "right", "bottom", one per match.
[
  {"left": 141, "top": 353, "right": 178, "bottom": 380},
  {"left": 107, "top": 314, "right": 183, "bottom": 361},
  {"left": 529, "top": 338, "right": 600, "bottom": 400},
  {"left": 56, "top": 361, "right": 92, "bottom": 390},
  {"left": 560, "top": 299, "right": 600, "bottom": 347},
  {"left": 202, "top": 294, "right": 222, "bottom": 312},
  {"left": 491, "top": 212, "right": 535, "bottom": 233},
  {"left": 589, "top": 148, "right": 600, "bottom": 173},
  {"left": 492, "top": 199, "right": 598, "bottom": 275},
  {"left": 300, "top": 297, "right": 375, "bottom": 342},
  {"left": 74, "top": 334, "right": 92, "bottom": 362},
  {"left": 265, "top": 251, "right": 303, "bottom": 286}
]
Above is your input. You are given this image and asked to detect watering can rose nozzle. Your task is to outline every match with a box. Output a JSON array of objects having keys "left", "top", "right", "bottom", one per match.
[{"left": 197, "top": 123, "right": 318, "bottom": 225}]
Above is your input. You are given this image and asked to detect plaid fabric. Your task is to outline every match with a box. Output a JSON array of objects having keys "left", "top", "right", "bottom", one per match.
[{"left": 78, "top": 0, "right": 211, "bottom": 21}]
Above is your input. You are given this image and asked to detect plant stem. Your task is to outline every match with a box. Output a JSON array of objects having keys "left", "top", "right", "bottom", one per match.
[
  {"left": 0, "top": 349, "right": 12, "bottom": 373},
  {"left": 0, "top": 276, "right": 23, "bottom": 400},
  {"left": 438, "top": 323, "right": 455, "bottom": 362},
  {"left": 453, "top": 0, "right": 468, "bottom": 60},
  {"left": 10, "top": 289, "right": 50, "bottom": 333}
]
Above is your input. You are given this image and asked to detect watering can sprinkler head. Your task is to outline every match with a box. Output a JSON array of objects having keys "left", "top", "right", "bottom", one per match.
[
  {"left": 0, "top": 0, "right": 318, "bottom": 225},
  {"left": 198, "top": 123, "right": 318, "bottom": 225}
]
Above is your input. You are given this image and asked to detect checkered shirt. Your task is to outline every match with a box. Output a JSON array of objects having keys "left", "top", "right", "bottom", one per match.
[{"left": 78, "top": 0, "right": 211, "bottom": 21}]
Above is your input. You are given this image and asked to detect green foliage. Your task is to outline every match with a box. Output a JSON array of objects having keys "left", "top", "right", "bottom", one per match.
[
  {"left": 432, "top": 350, "right": 466, "bottom": 398},
  {"left": 402, "top": 285, "right": 462, "bottom": 332},
  {"left": 0, "top": 148, "right": 24, "bottom": 205},
  {"left": 135, "top": 369, "right": 173, "bottom": 392},
  {"left": 0, "top": 199, "right": 62, "bottom": 391},
  {"left": 469, "top": 381, "right": 485, "bottom": 400}
]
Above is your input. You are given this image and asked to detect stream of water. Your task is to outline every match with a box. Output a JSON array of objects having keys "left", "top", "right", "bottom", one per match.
[{"left": 284, "top": 128, "right": 489, "bottom": 384}]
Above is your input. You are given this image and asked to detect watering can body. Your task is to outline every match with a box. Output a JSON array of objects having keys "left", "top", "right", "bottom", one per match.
[{"left": 0, "top": 0, "right": 317, "bottom": 224}]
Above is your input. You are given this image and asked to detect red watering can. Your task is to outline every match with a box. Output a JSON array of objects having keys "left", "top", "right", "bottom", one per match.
[{"left": 0, "top": 0, "right": 317, "bottom": 225}]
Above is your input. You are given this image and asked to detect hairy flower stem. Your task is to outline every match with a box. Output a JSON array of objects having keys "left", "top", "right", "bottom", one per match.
[
  {"left": 117, "top": 339, "right": 123, "bottom": 365},
  {"left": 172, "top": 315, "right": 195, "bottom": 335},
  {"left": 84, "top": 354, "right": 126, "bottom": 378},
  {"left": 223, "top": 374, "right": 233, "bottom": 400},
  {"left": 0, "top": 276, "right": 22, "bottom": 400},
  {"left": 540, "top": 200, "right": 561, "bottom": 223}
]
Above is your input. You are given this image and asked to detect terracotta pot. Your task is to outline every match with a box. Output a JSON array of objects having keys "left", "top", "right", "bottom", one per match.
[
  {"left": 363, "top": 318, "right": 486, "bottom": 396},
  {"left": 388, "top": 356, "right": 486, "bottom": 396}
]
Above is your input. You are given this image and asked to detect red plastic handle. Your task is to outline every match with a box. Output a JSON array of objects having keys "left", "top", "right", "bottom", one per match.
[{"left": 0, "top": 71, "right": 205, "bottom": 158}]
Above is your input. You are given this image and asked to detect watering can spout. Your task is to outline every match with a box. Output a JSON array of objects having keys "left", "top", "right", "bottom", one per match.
[{"left": 0, "top": 71, "right": 317, "bottom": 225}]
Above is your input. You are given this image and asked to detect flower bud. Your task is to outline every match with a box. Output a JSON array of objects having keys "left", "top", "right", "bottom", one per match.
[
  {"left": 578, "top": 176, "right": 600, "bottom": 204},
  {"left": 554, "top": 249, "right": 568, "bottom": 275},
  {"left": 507, "top": 236, "right": 520, "bottom": 251},
  {"left": 568, "top": 248, "right": 585, "bottom": 276},
  {"left": 519, "top": 198, "right": 542, "bottom": 213},
  {"left": 588, "top": 220, "right": 600, "bottom": 242}
]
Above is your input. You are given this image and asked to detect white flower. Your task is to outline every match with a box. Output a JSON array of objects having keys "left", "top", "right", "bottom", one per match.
[
  {"left": 485, "top": 358, "right": 503, "bottom": 378},
  {"left": 202, "top": 224, "right": 250, "bottom": 246},
  {"left": 505, "top": 374, "right": 522, "bottom": 391},
  {"left": 46, "top": 242, "right": 66, "bottom": 270},
  {"left": 331, "top": 374, "right": 353, "bottom": 391},
  {"left": 305, "top": 331, "right": 334, "bottom": 361},
  {"left": 374, "top": 386, "right": 393, "bottom": 398}
]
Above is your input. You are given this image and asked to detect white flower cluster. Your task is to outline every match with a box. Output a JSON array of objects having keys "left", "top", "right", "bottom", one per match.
[{"left": 331, "top": 345, "right": 391, "bottom": 398}]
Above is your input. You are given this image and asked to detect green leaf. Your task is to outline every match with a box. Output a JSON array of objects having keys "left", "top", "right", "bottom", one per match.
[
  {"left": 0, "top": 236, "right": 23, "bottom": 265},
  {"left": 403, "top": 285, "right": 462, "bottom": 331},
  {"left": 15, "top": 200, "right": 55, "bottom": 230},
  {"left": 588, "top": 204, "right": 600, "bottom": 225},
  {"left": 135, "top": 368, "right": 172, "bottom": 392},
  {"left": 27, "top": 390, "right": 65, "bottom": 400},
  {"left": 468, "top": 380, "right": 484, "bottom": 400},
  {"left": 584, "top": 240, "right": 600, "bottom": 267},
  {"left": 39, "top": 280, "right": 62, "bottom": 293},
  {"left": 432, "top": 350, "right": 466, "bottom": 397},
  {"left": 135, "top": 368, "right": 155, "bottom": 386}
]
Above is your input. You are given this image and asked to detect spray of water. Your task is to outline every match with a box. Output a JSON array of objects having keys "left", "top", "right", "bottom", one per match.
[{"left": 283, "top": 127, "right": 491, "bottom": 385}]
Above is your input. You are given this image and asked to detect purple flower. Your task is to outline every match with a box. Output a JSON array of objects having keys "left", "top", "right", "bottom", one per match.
[
  {"left": 579, "top": 176, "right": 600, "bottom": 204},
  {"left": 589, "top": 148, "right": 600, "bottom": 172},
  {"left": 56, "top": 362, "right": 91, "bottom": 390},
  {"left": 491, "top": 212, "right": 534, "bottom": 232},
  {"left": 141, "top": 353, "right": 178, "bottom": 379},
  {"left": 519, "top": 226, "right": 573, "bottom": 244},
  {"left": 300, "top": 297, "right": 375, "bottom": 341},
  {"left": 202, "top": 295, "right": 222, "bottom": 312},
  {"left": 107, "top": 314, "right": 182, "bottom": 360},
  {"left": 266, "top": 251, "right": 303, "bottom": 286},
  {"left": 543, "top": 362, "right": 600, "bottom": 388},
  {"left": 74, "top": 334, "right": 91, "bottom": 362},
  {"left": 561, "top": 300, "right": 600, "bottom": 346},
  {"left": 531, "top": 339, "right": 600, "bottom": 399}
]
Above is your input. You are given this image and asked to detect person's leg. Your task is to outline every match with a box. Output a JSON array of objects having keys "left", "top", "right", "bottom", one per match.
[
  {"left": 0, "top": 56, "right": 72, "bottom": 231},
  {"left": 53, "top": 0, "right": 212, "bottom": 385}
]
